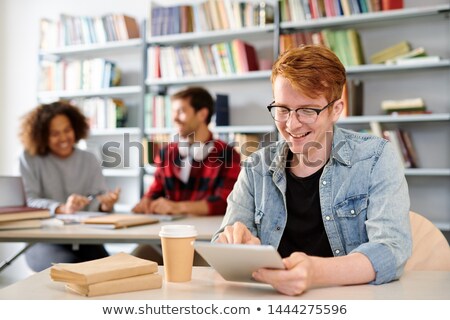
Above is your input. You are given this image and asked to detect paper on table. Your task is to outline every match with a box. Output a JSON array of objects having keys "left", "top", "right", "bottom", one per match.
[
  {"left": 50, "top": 252, "right": 158, "bottom": 285},
  {"left": 55, "top": 211, "right": 106, "bottom": 224},
  {"left": 65, "top": 273, "right": 163, "bottom": 297}
]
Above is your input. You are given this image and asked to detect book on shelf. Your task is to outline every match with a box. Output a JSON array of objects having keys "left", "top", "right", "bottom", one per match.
[
  {"left": 395, "top": 56, "right": 441, "bottom": 66},
  {"left": 142, "top": 138, "right": 164, "bottom": 166},
  {"left": 384, "top": 47, "right": 427, "bottom": 64},
  {"left": 234, "top": 133, "right": 260, "bottom": 160},
  {"left": 82, "top": 213, "right": 159, "bottom": 229},
  {"left": 66, "top": 272, "right": 162, "bottom": 297},
  {"left": 0, "top": 206, "right": 50, "bottom": 223},
  {"left": 381, "top": 98, "right": 426, "bottom": 114},
  {"left": 342, "top": 79, "right": 364, "bottom": 117},
  {"left": 72, "top": 98, "right": 128, "bottom": 130},
  {"left": 144, "top": 93, "right": 172, "bottom": 129},
  {"left": 215, "top": 93, "right": 230, "bottom": 126},
  {"left": 370, "top": 41, "right": 411, "bottom": 64},
  {"left": 116, "top": 14, "right": 140, "bottom": 40},
  {"left": 381, "top": 0, "right": 403, "bottom": 11},
  {"left": 369, "top": 121, "right": 383, "bottom": 138},
  {"left": 231, "top": 39, "right": 259, "bottom": 73},
  {"left": 382, "top": 129, "right": 417, "bottom": 168},
  {"left": 399, "top": 130, "right": 419, "bottom": 168}
]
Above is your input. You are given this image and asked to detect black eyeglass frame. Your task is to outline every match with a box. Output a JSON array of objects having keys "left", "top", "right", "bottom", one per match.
[{"left": 267, "top": 99, "right": 338, "bottom": 123}]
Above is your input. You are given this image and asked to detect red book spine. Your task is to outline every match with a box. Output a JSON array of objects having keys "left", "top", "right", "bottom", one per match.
[{"left": 381, "top": 0, "right": 403, "bottom": 10}]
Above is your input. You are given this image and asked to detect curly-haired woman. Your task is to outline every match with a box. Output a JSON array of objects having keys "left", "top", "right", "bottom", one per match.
[{"left": 19, "top": 101, "right": 120, "bottom": 271}]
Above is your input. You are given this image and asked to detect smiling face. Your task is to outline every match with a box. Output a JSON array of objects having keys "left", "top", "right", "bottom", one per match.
[
  {"left": 172, "top": 98, "right": 207, "bottom": 139},
  {"left": 48, "top": 114, "right": 76, "bottom": 158},
  {"left": 273, "top": 76, "right": 343, "bottom": 161}
]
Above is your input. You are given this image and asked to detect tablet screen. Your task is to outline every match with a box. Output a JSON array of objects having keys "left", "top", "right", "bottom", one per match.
[{"left": 194, "top": 241, "right": 285, "bottom": 283}]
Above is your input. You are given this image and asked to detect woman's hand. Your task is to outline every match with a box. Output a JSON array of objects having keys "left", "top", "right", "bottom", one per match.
[
  {"left": 97, "top": 188, "right": 120, "bottom": 212},
  {"left": 56, "top": 194, "right": 90, "bottom": 214}
]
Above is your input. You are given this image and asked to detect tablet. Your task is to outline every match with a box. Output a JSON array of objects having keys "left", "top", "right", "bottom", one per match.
[{"left": 194, "top": 241, "right": 285, "bottom": 283}]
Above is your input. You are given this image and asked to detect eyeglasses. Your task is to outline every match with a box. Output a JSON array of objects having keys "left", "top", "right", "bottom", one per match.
[{"left": 267, "top": 99, "right": 338, "bottom": 124}]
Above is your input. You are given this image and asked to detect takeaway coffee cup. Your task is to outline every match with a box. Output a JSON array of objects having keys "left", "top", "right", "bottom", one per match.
[{"left": 159, "top": 225, "right": 198, "bottom": 282}]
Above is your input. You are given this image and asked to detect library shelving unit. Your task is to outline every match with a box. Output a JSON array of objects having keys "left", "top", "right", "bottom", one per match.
[
  {"left": 278, "top": 3, "right": 450, "bottom": 230},
  {"left": 37, "top": 37, "right": 146, "bottom": 211}
]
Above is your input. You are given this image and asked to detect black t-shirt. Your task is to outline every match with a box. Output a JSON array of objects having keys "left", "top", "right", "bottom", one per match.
[{"left": 277, "top": 153, "right": 333, "bottom": 258}]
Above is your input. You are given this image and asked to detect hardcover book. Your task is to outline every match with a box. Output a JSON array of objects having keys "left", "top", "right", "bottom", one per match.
[
  {"left": 381, "top": 0, "right": 403, "bottom": 10},
  {"left": 0, "top": 206, "right": 50, "bottom": 223},
  {"left": 66, "top": 273, "right": 162, "bottom": 297},
  {"left": 0, "top": 219, "right": 43, "bottom": 230},
  {"left": 215, "top": 93, "right": 230, "bottom": 126},
  {"left": 50, "top": 252, "right": 158, "bottom": 285}
]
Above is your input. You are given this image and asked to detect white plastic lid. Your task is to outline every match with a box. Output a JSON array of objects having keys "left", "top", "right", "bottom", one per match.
[{"left": 159, "top": 225, "right": 198, "bottom": 238}]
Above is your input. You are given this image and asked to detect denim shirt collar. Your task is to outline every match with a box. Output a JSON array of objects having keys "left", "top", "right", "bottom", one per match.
[
  {"left": 268, "top": 126, "right": 352, "bottom": 175},
  {"left": 331, "top": 125, "right": 352, "bottom": 167}
]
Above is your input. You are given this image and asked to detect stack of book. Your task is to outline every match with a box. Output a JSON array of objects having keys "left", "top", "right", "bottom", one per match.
[
  {"left": 0, "top": 206, "right": 50, "bottom": 230},
  {"left": 370, "top": 41, "right": 440, "bottom": 65},
  {"left": 381, "top": 98, "right": 429, "bottom": 115},
  {"left": 50, "top": 252, "right": 162, "bottom": 297},
  {"left": 370, "top": 41, "right": 411, "bottom": 64}
]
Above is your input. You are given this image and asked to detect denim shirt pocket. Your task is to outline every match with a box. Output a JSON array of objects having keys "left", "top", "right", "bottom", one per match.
[{"left": 334, "top": 194, "right": 369, "bottom": 247}]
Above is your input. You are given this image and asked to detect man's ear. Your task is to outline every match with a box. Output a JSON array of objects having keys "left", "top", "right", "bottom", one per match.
[
  {"left": 331, "top": 99, "right": 344, "bottom": 122},
  {"left": 197, "top": 107, "right": 209, "bottom": 123}
]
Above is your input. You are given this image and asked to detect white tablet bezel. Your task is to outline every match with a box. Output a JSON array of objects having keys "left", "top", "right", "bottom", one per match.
[{"left": 194, "top": 241, "right": 285, "bottom": 283}]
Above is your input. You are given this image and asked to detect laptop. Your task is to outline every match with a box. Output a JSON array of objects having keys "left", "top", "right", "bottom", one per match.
[{"left": 0, "top": 176, "right": 27, "bottom": 207}]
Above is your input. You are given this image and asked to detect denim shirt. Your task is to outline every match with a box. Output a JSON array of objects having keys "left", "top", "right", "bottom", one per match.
[{"left": 214, "top": 126, "right": 412, "bottom": 285}]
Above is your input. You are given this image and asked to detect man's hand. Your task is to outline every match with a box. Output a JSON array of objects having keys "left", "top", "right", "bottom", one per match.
[
  {"left": 148, "top": 197, "right": 181, "bottom": 215},
  {"left": 97, "top": 188, "right": 120, "bottom": 212},
  {"left": 252, "top": 252, "right": 315, "bottom": 296},
  {"left": 216, "top": 221, "right": 261, "bottom": 245},
  {"left": 132, "top": 197, "right": 153, "bottom": 213}
]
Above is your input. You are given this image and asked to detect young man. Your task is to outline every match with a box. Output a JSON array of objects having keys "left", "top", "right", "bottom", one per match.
[
  {"left": 133, "top": 87, "right": 241, "bottom": 216},
  {"left": 213, "top": 45, "right": 412, "bottom": 296}
]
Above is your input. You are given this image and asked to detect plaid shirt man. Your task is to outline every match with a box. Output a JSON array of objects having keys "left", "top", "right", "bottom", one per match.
[{"left": 144, "top": 136, "right": 241, "bottom": 215}]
